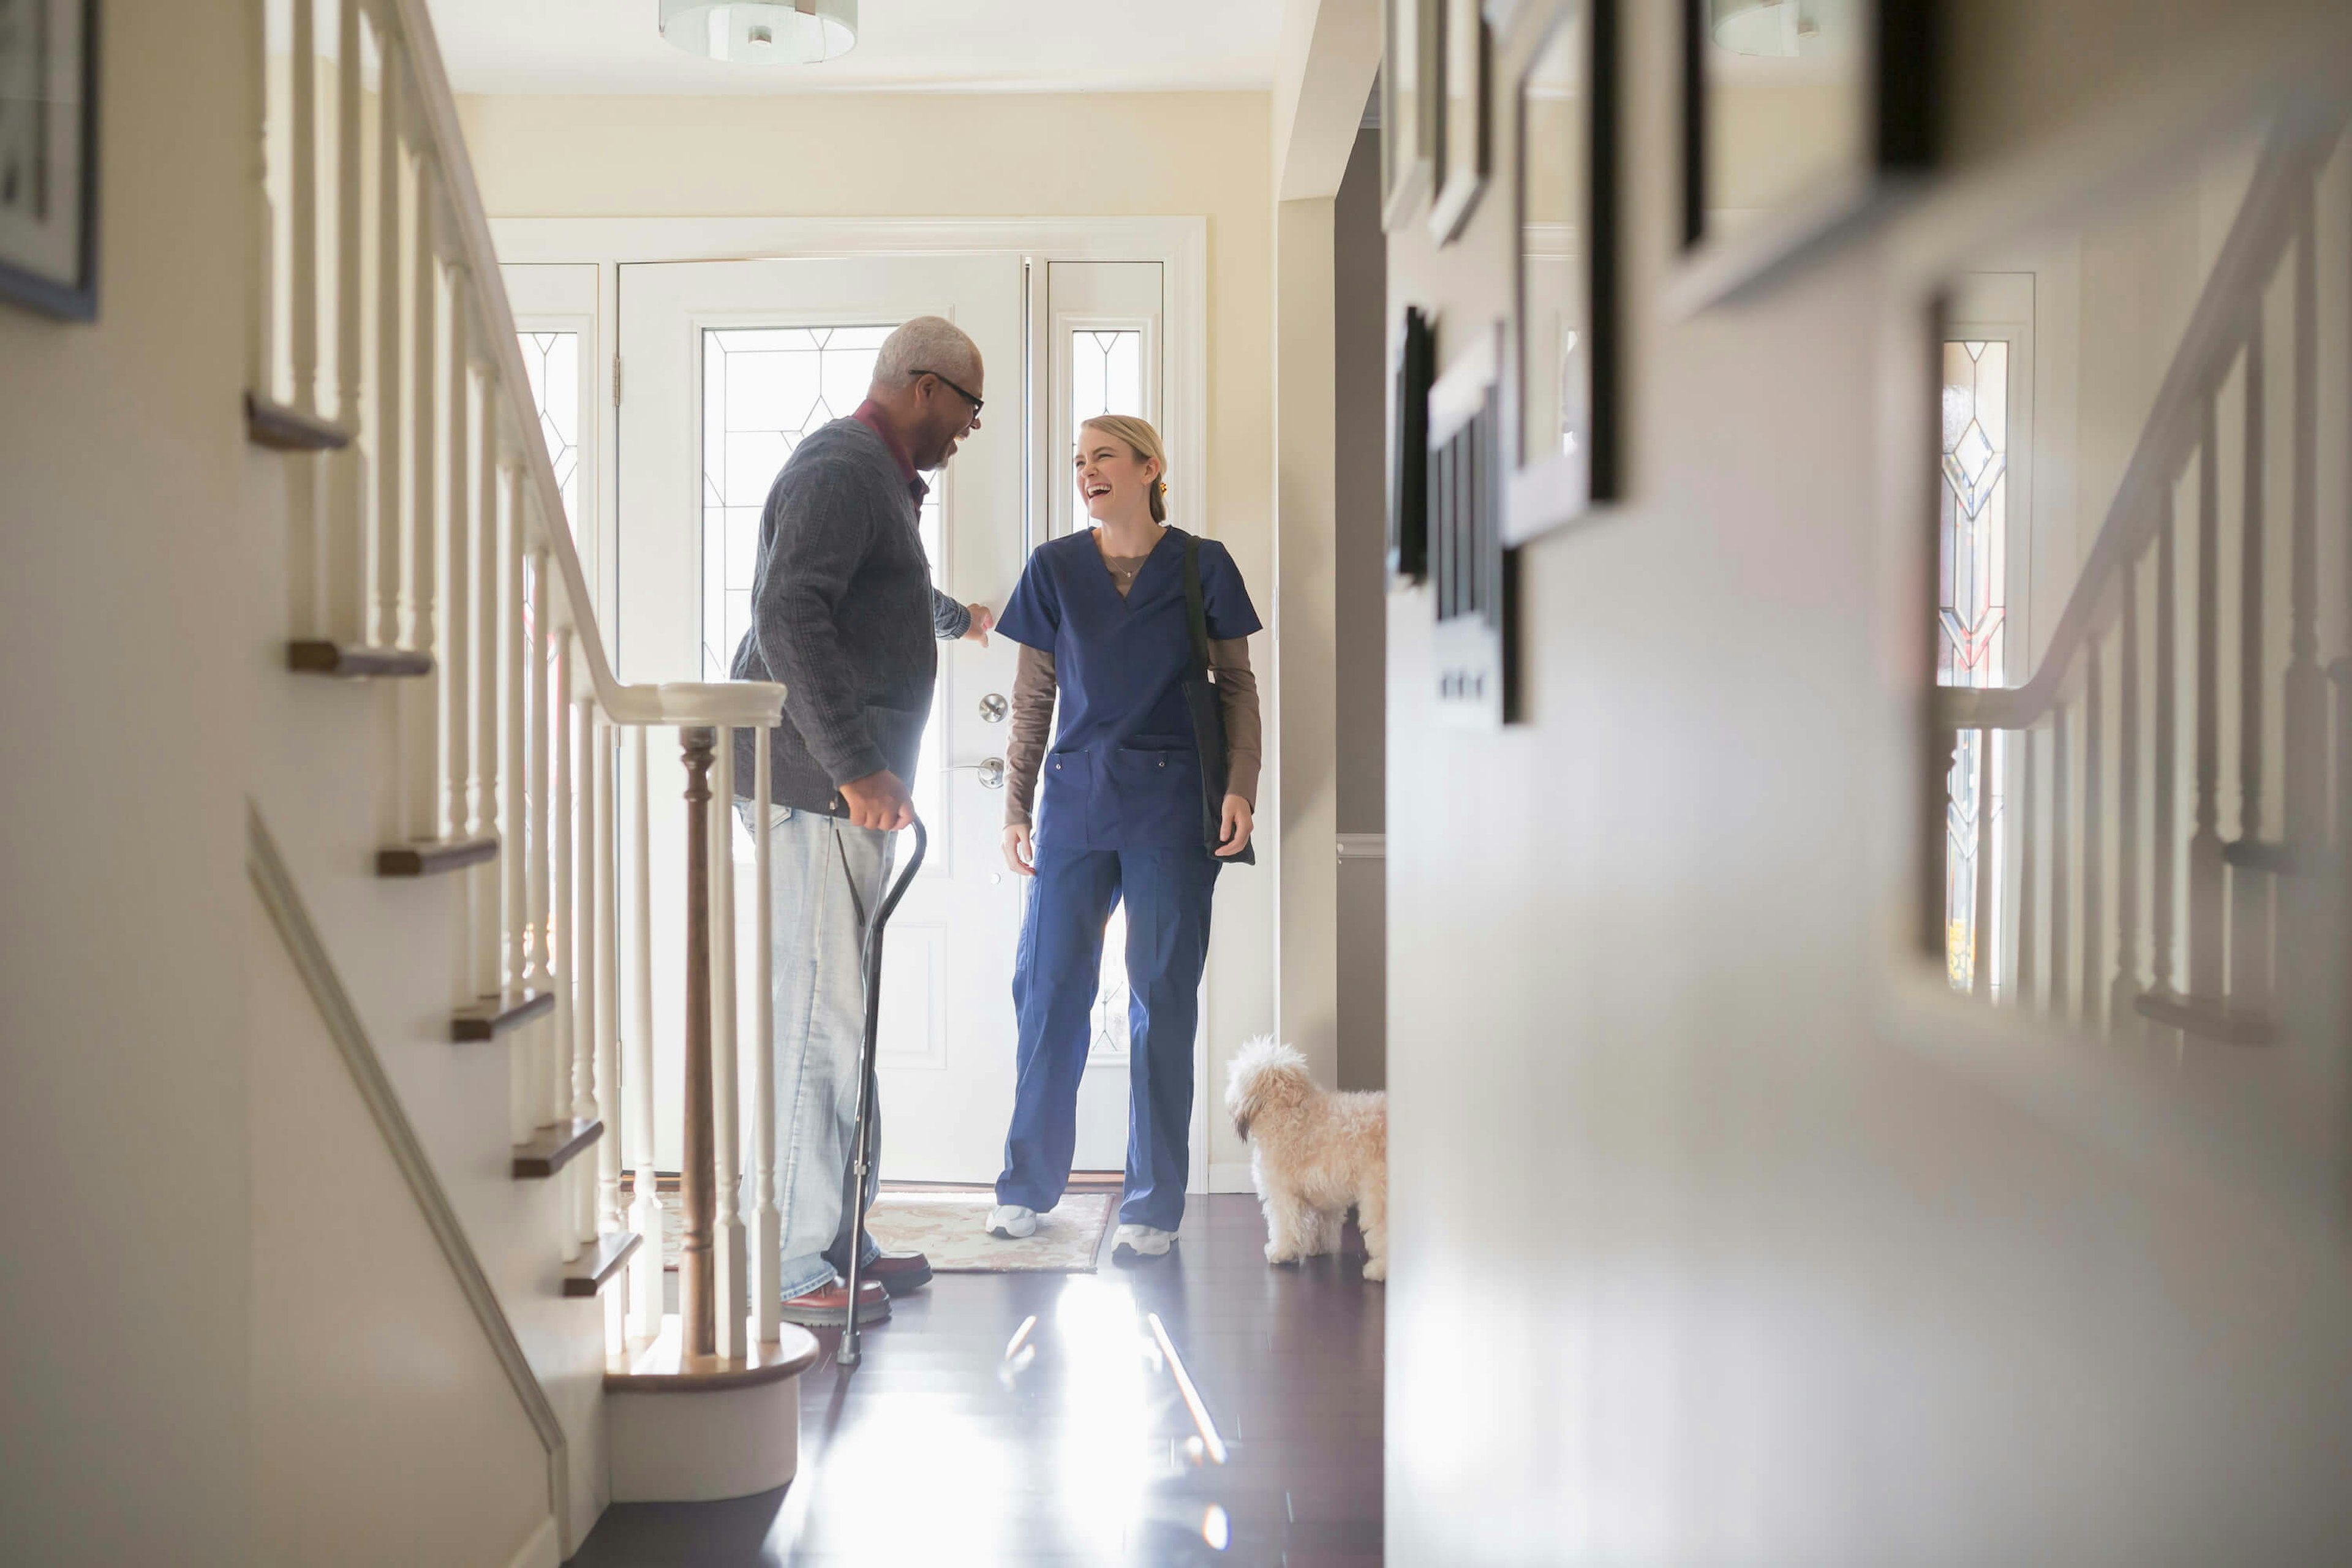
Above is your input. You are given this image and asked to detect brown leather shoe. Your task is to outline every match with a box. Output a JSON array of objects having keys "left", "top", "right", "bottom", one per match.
[
  {"left": 859, "top": 1250, "right": 933, "bottom": 1297},
  {"left": 778, "top": 1278, "right": 891, "bottom": 1329}
]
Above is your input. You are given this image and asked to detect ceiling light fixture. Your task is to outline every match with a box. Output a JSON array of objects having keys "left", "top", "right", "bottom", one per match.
[{"left": 658, "top": 0, "right": 858, "bottom": 64}]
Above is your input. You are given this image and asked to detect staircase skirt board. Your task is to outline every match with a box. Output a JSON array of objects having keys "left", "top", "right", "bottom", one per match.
[
  {"left": 2133, "top": 990, "right": 2280, "bottom": 1046},
  {"left": 286, "top": 640, "right": 435, "bottom": 679},
  {"left": 245, "top": 391, "right": 353, "bottom": 451},
  {"left": 564, "top": 1232, "right": 644, "bottom": 1298},
  {"left": 377, "top": 834, "right": 500, "bottom": 877},
  {"left": 452, "top": 989, "right": 557, "bottom": 1041},
  {"left": 513, "top": 1118, "right": 603, "bottom": 1179}
]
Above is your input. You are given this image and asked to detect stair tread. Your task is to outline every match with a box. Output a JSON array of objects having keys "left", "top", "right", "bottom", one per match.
[
  {"left": 2133, "top": 989, "right": 2278, "bottom": 1046},
  {"left": 563, "top": 1231, "right": 643, "bottom": 1298},
  {"left": 451, "top": 988, "right": 556, "bottom": 1041},
  {"left": 605, "top": 1313, "right": 822, "bottom": 1391},
  {"left": 377, "top": 834, "right": 499, "bottom": 878},
  {"left": 513, "top": 1118, "right": 602, "bottom": 1179},
  {"left": 246, "top": 391, "right": 352, "bottom": 452},
  {"left": 287, "top": 640, "right": 434, "bottom": 679}
]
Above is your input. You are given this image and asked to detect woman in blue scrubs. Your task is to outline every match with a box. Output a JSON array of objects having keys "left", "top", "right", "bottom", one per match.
[{"left": 984, "top": 415, "right": 1262, "bottom": 1256}]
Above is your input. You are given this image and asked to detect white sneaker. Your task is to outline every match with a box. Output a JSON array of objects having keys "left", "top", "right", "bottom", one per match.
[
  {"left": 987, "top": 1204, "right": 1038, "bottom": 1239},
  {"left": 1114, "top": 1223, "right": 1175, "bottom": 1256}
]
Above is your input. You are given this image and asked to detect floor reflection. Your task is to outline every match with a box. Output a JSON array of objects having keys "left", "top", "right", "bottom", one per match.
[{"left": 573, "top": 1194, "right": 1384, "bottom": 1567}]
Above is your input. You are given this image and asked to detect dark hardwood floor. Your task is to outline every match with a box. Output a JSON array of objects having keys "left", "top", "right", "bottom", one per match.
[{"left": 573, "top": 1194, "right": 1383, "bottom": 1567}]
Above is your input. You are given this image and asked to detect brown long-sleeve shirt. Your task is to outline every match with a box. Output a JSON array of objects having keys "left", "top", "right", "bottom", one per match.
[{"left": 1002, "top": 551, "right": 1261, "bottom": 828}]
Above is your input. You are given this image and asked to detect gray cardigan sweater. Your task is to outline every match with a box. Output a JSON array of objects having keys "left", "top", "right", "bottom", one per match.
[{"left": 728, "top": 416, "right": 970, "bottom": 815}]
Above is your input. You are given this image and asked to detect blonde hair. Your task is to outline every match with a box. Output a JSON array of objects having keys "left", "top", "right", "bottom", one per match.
[{"left": 1079, "top": 414, "right": 1170, "bottom": 524}]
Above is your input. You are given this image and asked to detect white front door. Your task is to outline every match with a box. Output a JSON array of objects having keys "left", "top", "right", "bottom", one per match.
[
  {"left": 616, "top": 254, "right": 1033, "bottom": 1182},
  {"left": 615, "top": 252, "right": 1182, "bottom": 1186}
]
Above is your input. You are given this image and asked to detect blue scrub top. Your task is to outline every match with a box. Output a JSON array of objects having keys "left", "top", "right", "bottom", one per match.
[{"left": 995, "top": 526, "right": 1262, "bottom": 851}]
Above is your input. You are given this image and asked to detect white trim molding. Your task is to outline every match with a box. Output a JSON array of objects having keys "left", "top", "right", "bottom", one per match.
[
  {"left": 246, "top": 804, "right": 571, "bottom": 1550},
  {"left": 1336, "top": 833, "right": 1386, "bottom": 862}
]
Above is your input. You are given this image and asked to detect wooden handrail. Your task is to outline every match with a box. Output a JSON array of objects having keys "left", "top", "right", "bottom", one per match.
[{"left": 1930, "top": 116, "right": 2335, "bottom": 733}]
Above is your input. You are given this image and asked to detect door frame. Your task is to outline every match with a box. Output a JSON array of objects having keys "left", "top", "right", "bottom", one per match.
[{"left": 489, "top": 214, "right": 1222, "bottom": 1196}]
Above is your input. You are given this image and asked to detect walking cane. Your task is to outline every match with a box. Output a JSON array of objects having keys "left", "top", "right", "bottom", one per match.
[{"left": 837, "top": 813, "right": 926, "bottom": 1369}]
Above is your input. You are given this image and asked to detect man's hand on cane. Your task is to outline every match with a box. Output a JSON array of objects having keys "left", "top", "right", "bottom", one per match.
[{"left": 839, "top": 769, "right": 915, "bottom": 832}]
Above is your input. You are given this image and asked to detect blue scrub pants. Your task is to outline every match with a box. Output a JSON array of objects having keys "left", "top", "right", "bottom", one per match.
[{"left": 997, "top": 842, "right": 1220, "bottom": 1231}]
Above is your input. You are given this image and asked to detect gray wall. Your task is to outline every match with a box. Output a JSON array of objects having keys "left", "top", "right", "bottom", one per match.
[
  {"left": 1335, "top": 126, "right": 1389, "bottom": 1093},
  {"left": 1381, "top": 0, "right": 2352, "bottom": 1560}
]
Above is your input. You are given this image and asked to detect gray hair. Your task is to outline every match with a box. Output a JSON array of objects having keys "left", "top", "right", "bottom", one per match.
[{"left": 872, "top": 316, "right": 982, "bottom": 391}]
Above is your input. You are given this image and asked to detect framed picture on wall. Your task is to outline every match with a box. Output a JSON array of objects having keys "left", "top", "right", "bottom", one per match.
[
  {"left": 1673, "top": 0, "right": 1937, "bottom": 309},
  {"left": 1381, "top": 0, "right": 1441, "bottom": 230},
  {"left": 0, "top": 0, "right": 99, "bottom": 320},
  {"left": 1427, "top": 0, "right": 1489, "bottom": 243},
  {"left": 1504, "top": 0, "right": 1619, "bottom": 542}
]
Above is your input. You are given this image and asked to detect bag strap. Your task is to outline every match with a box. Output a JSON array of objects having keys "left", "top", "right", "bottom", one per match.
[{"left": 1183, "top": 533, "right": 1212, "bottom": 677}]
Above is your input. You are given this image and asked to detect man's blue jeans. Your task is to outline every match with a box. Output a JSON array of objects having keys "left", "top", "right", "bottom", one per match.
[{"left": 739, "top": 801, "right": 894, "bottom": 1300}]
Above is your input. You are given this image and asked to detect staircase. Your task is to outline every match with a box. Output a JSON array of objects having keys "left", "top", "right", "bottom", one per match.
[
  {"left": 245, "top": 0, "right": 823, "bottom": 1550},
  {"left": 1931, "top": 112, "right": 2351, "bottom": 1065}
]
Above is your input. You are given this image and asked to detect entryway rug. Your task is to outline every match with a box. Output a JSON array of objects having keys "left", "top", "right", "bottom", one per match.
[
  {"left": 657, "top": 1189, "right": 1117, "bottom": 1274},
  {"left": 865, "top": 1190, "right": 1115, "bottom": 1273}
]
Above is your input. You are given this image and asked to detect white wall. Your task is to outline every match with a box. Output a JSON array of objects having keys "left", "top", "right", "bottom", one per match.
[
  {"left": 1379, "top": 0, "right": 2352, "bottom": 1560},
  {"left": 454, "top": 89, "right": 1283, "bottom": 1183},
  {"left": 0, "top": 3, "right": 255, "bottom": 1560}
]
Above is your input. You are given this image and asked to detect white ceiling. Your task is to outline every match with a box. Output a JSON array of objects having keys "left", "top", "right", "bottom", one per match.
[{"left": 426, "top": 0, "right": 1284, "bottom": 96}]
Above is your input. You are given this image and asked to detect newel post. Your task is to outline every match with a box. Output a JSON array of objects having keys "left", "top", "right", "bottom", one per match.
[{"left": 680, "top": 726, "right": 718, "bottom": 1359}]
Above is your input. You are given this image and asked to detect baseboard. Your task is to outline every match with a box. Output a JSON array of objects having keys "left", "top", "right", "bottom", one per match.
[
  {"left": 502, "top": 1515, "right": 560, "bottom": 1568},
  {"left": 1208, "top": 1161, "right": 1256, "bottom": 1195}
]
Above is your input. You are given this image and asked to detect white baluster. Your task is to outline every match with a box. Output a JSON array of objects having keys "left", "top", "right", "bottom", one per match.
[
  {"left": 572, "top": 673, "right": 600, "bottom": 1247},
  {"left": 443, "top": 276, "right": 473, "bottom": 856},
  {"left": 244, "top": 0, "right": 273, "bottom": 401},
  {"left": 2151, "top": 491, "right": 2182, "bottom": 1016},
  {"left": 2079, "top": 644, "right": 2104, "bottom": 1030},
  {"left": 503, "top": 465, "right": 530, "bottom": 1147},
  {"left": 2188, "top": 393, "right": 2225, "bottom": 1003},
  {"left": 626, "top": 725, "right": 663, "bottom": 1340},
  {"left": 407, "top": 150, "right": 440, "bottom": 843},
  {"left": 752, "top": 729, "right": 780, "bottom": 1345},
  {"left": 596, "top": 719, "right": 624, "bottom": 1238},
  {"left": 2232, "top": 323, "right": 2273, "bottom": 1021},
  {"left": 551, "top": 624, "right": 579, "bottom": 1264},
  {"left": 712, "top": 729, "right": 745, "bottom": 1359},
  {"left": 289, "top": 0, "right": 320, "bottom": 417},
  {"left": 527, "top": 542, "right": 554, "bottom": 1132},
  {"left": 324, "top": 0, "right": 364, "bottom": 646},
  {"left": 372, "top": 36, "right": 404, "bottom": 649},
  {"left": 473, "top": 387, "right": 502, "bottom": 999}
]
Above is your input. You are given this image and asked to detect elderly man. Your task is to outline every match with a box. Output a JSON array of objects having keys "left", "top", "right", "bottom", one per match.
[{"left": 731, "top": 316, "right": 994, "bottom": 1328}]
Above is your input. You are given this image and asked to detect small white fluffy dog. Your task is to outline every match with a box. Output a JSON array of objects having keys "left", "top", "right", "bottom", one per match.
[{"left": 1224, "top": 1036, "right": 1388, "bottom": 1281}]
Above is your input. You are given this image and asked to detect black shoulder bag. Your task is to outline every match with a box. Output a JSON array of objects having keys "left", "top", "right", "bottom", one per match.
[{"left": 1180, "top": 535, "right": 1254, "bottom": 865}]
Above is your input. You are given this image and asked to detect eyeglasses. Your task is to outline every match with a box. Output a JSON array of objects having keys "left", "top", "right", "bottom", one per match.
[{"left": 914, "top": 368, "right": 984, "bottom": 421}]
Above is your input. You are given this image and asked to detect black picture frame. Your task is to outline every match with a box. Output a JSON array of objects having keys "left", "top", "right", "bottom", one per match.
[
  {"left": 1502, "top": 0, "right": 1619, "bottom": 545},
  {"left": 0, "top": 0, "right": 100, "bottom": 321},
  {"left": 1673, "top": 0, "right": 1937, "bottom": 311},
  {"left": 1387, "top": 305, "right": 1434, "bottom": 582}
]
